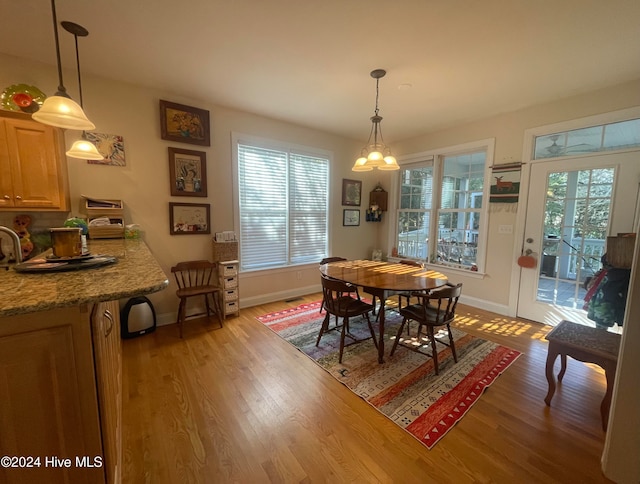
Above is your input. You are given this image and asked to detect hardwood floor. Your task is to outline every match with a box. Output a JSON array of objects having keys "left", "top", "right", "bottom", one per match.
[{"left": 122, "top": 294, "right": 614, "bottom": 483}]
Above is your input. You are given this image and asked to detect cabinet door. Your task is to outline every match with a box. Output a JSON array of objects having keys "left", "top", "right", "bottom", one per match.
[
  {"left": 91, "top": 301, "right": 122, "bottom": 484},
  {"left": 0, "top": 119, "right": 14, "bottom": 208},
  {"left": 2, "top": 118, "right": 68, "bottom": 210},
  {"left": 0, "top": 306, "right": 103, "bottom": 484}
]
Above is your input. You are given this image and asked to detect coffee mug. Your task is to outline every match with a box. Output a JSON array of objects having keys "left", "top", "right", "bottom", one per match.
[{"left": 50, "top": 227, "right": 83, "bottom": 258}]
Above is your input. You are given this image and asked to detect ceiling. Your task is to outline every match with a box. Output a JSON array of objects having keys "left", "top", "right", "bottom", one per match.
[{"left": 1, "top": 0, "right": 640, "bottom": 143}]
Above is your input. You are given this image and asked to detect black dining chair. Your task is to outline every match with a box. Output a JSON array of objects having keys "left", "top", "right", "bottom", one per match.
[
  {"left": 319, "top": 257, "right": 347, "bottom": 316},
  {"left": 390, "top": 283, "right": 462, "bottom": 374},
  {"left": 316, "top": 274, "right": 377, "bottom": 363}
]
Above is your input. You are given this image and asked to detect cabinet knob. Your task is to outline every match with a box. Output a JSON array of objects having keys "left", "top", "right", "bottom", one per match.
[
  {"left": 15, "top": 195, "right": 22, "bottom": 200},
  {"left": 3, "top": 195, "right": 9, "bottom": 200}
]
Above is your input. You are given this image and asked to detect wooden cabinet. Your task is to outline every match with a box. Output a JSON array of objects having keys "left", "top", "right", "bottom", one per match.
[
  {"left": 369, "top": 187, "right": 388, "bottom": 211},
  {"left": 91, "top": 301, "right": 122, "bottom": 484},
  {"left": 0, "top": 305, "right": 103, "bottom": 483},
  {"left": 0, "top": 111, "right": 69, "bottom": 210},
  {"left": 0, "top": 301, "right": 122, "bottom": 484}
]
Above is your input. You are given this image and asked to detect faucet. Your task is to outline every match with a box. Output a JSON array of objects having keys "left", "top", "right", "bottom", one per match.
[{"left": 0, "top": 226, "right": 22, "bottom": 263}]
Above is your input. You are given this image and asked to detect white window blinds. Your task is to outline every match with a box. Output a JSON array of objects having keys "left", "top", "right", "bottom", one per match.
[{"left": 237, "top": 143, "right": 329, "bottom": 271}]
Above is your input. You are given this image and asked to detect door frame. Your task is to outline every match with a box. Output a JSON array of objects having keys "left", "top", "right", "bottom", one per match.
[{"left": 508, "top": 106, "right": 640, "bottom": 318}]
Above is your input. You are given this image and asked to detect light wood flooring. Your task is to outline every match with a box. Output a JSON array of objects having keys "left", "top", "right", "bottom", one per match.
[{"left": 122, "top": 294, "right": 614, "bottom": 483}]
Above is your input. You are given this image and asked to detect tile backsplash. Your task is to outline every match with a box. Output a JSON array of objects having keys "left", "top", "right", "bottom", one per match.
[{"left": 0, "top": 212, "right": 70, "bottom": 260}]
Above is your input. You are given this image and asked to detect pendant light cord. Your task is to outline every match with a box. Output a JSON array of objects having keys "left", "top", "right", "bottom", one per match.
[{"left": 50, "top": 0, "right": 67, "bottom": 95}]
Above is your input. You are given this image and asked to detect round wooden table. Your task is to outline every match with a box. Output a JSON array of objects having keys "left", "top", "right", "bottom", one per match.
[{"left": 320, "top": 260, "right": 448, "bottom": 363}]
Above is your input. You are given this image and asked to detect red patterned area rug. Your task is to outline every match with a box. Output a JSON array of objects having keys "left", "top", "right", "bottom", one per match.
[{"left": 257, "top": 300, "right": 521, "bottom": 449}]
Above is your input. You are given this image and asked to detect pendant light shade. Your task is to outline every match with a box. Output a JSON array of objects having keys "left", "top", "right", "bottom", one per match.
[
  {"left": 352, "top": 69, "right": 399, "bottom": 172},
  {"left": 33, "top": 95, "right": 96, "bottom": 131},
  {"left": 66, "top": 135, "right": 103, "bottom": 160},
  {"left": 32, "top": 0, "right": 95, "bottom": 131}
]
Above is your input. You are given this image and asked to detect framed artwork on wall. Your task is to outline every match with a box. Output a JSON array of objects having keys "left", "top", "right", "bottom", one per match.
[
  {"left": 343, "top": 209, "right": 360, "bottom": 226},
  {"left": 342, "top": 178, "right": 362, "bottom": 206},
  {"left": 169, "top": 202, "right": 211, "bottom": 235},
  {"left": 85, "top": 132, "right": 126, "bottom": 166},
  {"left": 160, "top": 100, "right": 210, "bottom": 146},
  {"left": 168, "top": 147, "right": 207, "bottom": 197}
]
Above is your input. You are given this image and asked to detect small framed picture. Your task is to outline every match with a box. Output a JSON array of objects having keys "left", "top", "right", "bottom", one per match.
[
  {"left": 169, "top": 202, "right": 211, "bottom": 235},
  {"left": 160, "top": 100, "right": 210, "bottom": 146},
  {"left": 343, "top": 209, "right": 360, "bottom": 226},
  {"left": 342, "top": 178, "right": 362, "bottom": 206},
  {"left": 168, "top": 147, "right": 207, "bottom": 197}
]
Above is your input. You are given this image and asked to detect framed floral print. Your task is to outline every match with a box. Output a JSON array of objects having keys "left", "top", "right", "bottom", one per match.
[
  {"left": 342, "top": 178, "right": 362, "bottom": 206},
  {"left": 168, "top": 147, "right": 207, "bottom": 197},
  {"left": 169, "top": 202, "right": 211, "bottom": 235},
  {"left": 160, "top": 100, "right": 210, "bottom": 146}
]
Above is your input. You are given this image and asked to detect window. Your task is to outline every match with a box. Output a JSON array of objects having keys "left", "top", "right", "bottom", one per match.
[
  {"left": 533, "top": 118, "right": 640, "bottom": 159},
  {"left": 395, "top": 143, "right": 490, "bottom": 271},
  {"left": 235, "top": 137, "right": 330, "bottom": 271}
]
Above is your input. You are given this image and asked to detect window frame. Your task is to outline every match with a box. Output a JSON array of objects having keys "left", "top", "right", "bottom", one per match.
[
  {"left": 232, "top": 132, "right": 331, "bottom": 273},
  {"left": 390, "top": 138, "right": 494, "bottom": 274}
]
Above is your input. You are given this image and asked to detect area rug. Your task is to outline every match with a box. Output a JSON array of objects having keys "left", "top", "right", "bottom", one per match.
[{"left": 257, "top": 300, "right": 521, "bottom": 449}]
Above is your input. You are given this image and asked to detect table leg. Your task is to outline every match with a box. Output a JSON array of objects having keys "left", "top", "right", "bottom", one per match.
[
  {"left": 544, "top": 343, "right": 559, "bottom": 406},
  {"left": 557, "top": 353, "right": 567, "bottom": 382},
  {"left": 377, "top": 295, "right": 385, "bottom": 364}
]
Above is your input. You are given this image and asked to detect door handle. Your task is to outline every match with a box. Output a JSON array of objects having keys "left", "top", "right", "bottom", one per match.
[{"left": 104, "top": 309, "right": 114, "bottom": 337}]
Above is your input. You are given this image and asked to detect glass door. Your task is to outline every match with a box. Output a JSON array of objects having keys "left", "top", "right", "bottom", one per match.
[{"left": 517, "top": 152, "right": 639, "bottom": 326}]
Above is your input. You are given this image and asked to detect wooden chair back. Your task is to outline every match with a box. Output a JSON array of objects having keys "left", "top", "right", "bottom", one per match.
[
  {"left": 321, "top": 275, "right": 359, "bottom": 316},
  {"left": 171, "top": 260, "right": 216, "bottom": 291},
  {"left": 320, "top": 256, "right": 347, "bottom": 265},
  {"left": 421, "top": 283, "right": 463, "bottom": 325}
]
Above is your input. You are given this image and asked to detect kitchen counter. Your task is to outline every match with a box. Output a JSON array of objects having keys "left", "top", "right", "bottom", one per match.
[{"left": 0, "top": 238, "right": 169, "bottom": 317}]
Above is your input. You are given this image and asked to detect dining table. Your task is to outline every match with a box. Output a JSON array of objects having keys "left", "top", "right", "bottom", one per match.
[{"left": 319, "top": 259, "right": 448, "bottom": 363}]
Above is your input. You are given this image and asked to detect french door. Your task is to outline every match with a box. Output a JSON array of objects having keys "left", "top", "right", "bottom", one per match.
[{"left": 517, "top": 151, "right": 640, "bottom": 326}]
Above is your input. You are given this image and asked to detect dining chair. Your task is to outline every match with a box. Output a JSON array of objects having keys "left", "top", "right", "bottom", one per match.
[
  {"left": 316, "top": 274, "right": 378, "bottom": 363},
  {"left": 319, "top": 257, "right": 347, "bottom": 316},
  {"left": 171, "top": 260, "right": 223, "bottom": 338},
  {"left": 390, "top": 283, "right": 463, "bottom": 374}
]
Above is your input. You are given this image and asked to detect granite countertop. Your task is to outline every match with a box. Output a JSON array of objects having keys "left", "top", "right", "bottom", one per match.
[{"left": 0, "top": 239, "right": 169, "bottom": 318}]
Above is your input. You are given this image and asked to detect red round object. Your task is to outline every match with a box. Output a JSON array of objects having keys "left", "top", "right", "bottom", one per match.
[
  {"left": 12, "top": 92, "right": 33, "bottom": 107},
  {"left": 517, "top": 255, "right": 537, "bottom": 268}
]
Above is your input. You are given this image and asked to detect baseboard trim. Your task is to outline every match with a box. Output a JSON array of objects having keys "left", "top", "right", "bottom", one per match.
[{"left": 155, "top": 287, "right": 509, "bottom": 327}]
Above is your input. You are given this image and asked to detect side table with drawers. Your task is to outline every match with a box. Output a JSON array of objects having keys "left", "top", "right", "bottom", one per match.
[{"left": 218, "top": 260, "right": 239, "bottom": 317}]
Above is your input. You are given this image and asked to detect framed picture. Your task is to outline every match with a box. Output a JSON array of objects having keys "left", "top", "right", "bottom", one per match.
[
  {"left": 169, "top": 202, "right": 211, "bottom": 235},
  {"left": 86, "top": 132, "right": 126, "bottom": 166},
  {"left": 342, "top": 178, "right": 362, "bottom": 206},
  {"left": 168, "top": 147, "right": 207, "bottom": 197},
  {"left": 160, "top": 100, "right": 210, "bottom": 146},
  {"left": 343, "top": 209, "right": 360, "bottom": 226}
]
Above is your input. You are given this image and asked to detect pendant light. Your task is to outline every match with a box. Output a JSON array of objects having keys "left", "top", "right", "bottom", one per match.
[
  {"left": 32, "top": 0, "right": 95, "bottom": 131},
  {"left": 62, "top": 21, "right": 103, "bottom": 160},
  {"left": 352, "top": 69, "right": 399, "bottom": 172}
]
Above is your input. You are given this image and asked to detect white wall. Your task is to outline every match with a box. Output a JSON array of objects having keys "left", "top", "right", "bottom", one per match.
[
  {"left": 393, "top": 79, "right": 640, "bottom": 309},
  {"left": 0, "top": 52, "right": 386, "bottom": 318}
]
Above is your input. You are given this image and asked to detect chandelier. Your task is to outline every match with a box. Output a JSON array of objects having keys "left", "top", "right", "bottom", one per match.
[{"left": 352, "top": 69, "right": 399, "bottom": 172}]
